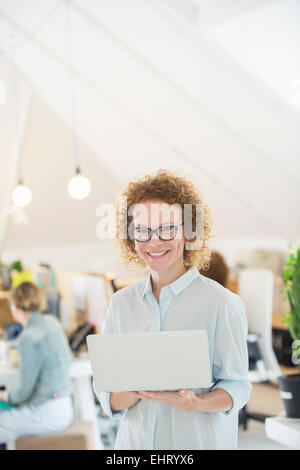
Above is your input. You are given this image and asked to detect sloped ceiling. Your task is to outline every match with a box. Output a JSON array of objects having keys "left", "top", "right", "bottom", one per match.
[
  {"left": 0, "top": 0, "right": 299, "bottom": 250},
  {"left": 206, "top": 0, "right": 300, "bottom": 112},
  {"left": 0, "top": 57, "right": 118, "bottom": 250}
]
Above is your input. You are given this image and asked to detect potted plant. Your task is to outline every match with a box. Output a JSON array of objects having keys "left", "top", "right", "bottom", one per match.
[
  {"left": 8, "top": 260, "right": 33, "bottom": 288},
  {"left": 278, "top": 244, "right": 300, "bottom": 418}
]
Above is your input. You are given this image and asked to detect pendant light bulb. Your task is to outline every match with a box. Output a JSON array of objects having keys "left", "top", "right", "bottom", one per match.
[
  {"left": 12, "top": 180, "right": 32, "bottom": 207},
  {"left": 68, "top": 167, "right": 91, "bottom": 200}
]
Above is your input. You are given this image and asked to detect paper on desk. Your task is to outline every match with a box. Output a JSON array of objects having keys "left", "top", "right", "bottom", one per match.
[
  {"left": 72, "top": 276, "right": 86, "bottom": 310},
  {"left": 60, "top": 299, "right": 72, "bottom": 331},
  {"left": 86, "top": 276, "right": 107, "bottom": 329},
  {"left": 0, "top": 340, "right": 5, "bottom": 365}
]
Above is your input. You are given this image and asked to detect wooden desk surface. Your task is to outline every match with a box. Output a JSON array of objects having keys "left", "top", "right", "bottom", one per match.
[
  {"left": 0, "top": 291, "right": 11, "bottom": 300},
  {"left": 0, "top": 292, "right": 14, "bottom": 327},
  {"left": 272, "top": 312, "right": 288, "bottom": 330}
]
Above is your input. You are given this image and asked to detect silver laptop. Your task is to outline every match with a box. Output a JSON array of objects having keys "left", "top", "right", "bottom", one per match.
[{"left": 86, "top": 329, "right": 212, "bottom": 392}]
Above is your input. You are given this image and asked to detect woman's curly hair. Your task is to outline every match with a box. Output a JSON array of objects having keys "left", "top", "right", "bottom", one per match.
[{"left": 114, "top": 169, "right": 213, "bottom": 270}]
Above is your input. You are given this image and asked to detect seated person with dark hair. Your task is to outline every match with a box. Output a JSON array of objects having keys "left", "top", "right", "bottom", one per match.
[{"left": 199, "top": 251, "right": 229, "bottom": 288}]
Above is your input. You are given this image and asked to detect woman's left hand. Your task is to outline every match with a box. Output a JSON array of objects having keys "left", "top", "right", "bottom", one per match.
[{"left": 137, "top": 389, "right": 198, "bottom": 411}]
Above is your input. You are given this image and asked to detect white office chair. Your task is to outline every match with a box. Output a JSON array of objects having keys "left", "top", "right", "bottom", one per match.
[{"left": 238, "top": 268, "right": 281, "bottom": 428}]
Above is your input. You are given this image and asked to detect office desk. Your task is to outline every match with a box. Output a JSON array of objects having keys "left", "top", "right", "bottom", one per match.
[
  {"left": 0, "top": 354, "right": 103, "bottom": 449},
  {"left": 0, "top": 293, "right": 14, "bottom": 328},
  {"left": 0, "top": 292, "right": 11, "bottom": 300},
  {"left": 0, "top": 363, "right": 16, "bottom": 388},
  {"left": 272, "top": 313, "right": 288, "bottom": 330},
  {"left": 265, "top": 413, "right": 300, "bottom": 449}
]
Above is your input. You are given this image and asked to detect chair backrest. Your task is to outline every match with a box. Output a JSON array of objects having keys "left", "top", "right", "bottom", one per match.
[
  {"left": 238, "top": 268, "right": 281, "bottom": 380},
  {"left": 43, "top": 288, "right": 60, "bottom": 318}
]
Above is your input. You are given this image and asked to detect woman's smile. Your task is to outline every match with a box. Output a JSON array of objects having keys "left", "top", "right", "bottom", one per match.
[{"left": 146, "top": 249, "right": 171, "bottom": 260}]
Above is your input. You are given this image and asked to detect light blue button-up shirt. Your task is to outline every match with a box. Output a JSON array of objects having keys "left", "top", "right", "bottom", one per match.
[{"left": 95, "top": 266, "right": 252, "bottom": 450}]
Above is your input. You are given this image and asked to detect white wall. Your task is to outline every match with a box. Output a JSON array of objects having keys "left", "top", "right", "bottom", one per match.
[
  {"left": 2, "top": 237, "right": 294, "bottom": 282},
  {"left": 1, "top": 240, "right": 148, "bottom": 282},
  {"left": 211, "top": 237, "right": 291, "bottom": 269}
]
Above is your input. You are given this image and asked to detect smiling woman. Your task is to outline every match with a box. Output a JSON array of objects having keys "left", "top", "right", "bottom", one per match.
[
  {"left": 115, "top": 169, "right": 213, "bottom": 272},
  {"left": 93, "top": 169, "right": 252, "bottom": 450}
]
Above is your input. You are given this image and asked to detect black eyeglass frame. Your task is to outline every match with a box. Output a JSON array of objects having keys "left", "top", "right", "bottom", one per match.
[{"left": 131, "top": 222, "right": 184, "bottom": 242}]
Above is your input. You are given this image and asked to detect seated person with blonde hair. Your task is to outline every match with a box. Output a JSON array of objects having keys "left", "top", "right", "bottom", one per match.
[{"left": 0, "top": 282, "right": 74, "bottom": 446}]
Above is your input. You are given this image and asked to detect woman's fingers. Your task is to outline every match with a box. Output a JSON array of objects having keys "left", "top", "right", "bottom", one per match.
[
  {"left": 135, "top": 389, "right": 197, "bottom": 411},
  {"left": 138, "top": 391, "right": 166, "bottom": 401},
  {"left": 138, "top": 390, "right": 180, "bottom": 403}
]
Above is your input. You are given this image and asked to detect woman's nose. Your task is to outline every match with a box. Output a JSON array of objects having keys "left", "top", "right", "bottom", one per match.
[{"left": 150, "top": 231, "right": 160, "bottom": 241}]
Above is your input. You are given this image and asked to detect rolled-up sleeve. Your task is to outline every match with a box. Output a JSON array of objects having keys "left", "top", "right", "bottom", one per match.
[
  {"left": 211, "top": 295, "right": 252, "bottom": 415},
  {"left": 92, "top": 299, "right": 127, "bottom": 419}
]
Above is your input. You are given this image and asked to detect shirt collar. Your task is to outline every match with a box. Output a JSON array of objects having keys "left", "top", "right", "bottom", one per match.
[
  {"left": 142, "top": 266, "right": 200, "bottom": 299},
  {"left": 25, "top": 311, "right": 40, "bottom": 328}
]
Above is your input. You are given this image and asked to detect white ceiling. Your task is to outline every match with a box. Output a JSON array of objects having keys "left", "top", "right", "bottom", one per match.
[
  {"left": 206, "top": 0, "right": 300, "bottom": 112},
  {"left": 0, "top": 0, "right": 299, "bottom": 251}
]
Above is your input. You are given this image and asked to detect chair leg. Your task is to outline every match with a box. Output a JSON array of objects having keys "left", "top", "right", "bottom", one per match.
[
  {"left": 239, "top": 406, "right": 248, "bottom": 431},
  {"left": 239, "top": 405, "right": 275, "bottom": 429},
  {"left": 244, "top": 411, "right": 270, "bottom": 423}
]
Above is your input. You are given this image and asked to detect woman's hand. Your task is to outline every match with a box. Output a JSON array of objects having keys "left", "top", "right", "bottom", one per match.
[
  {"left": 138, "top": 388, "right": 233, "bottom": 413},
  {"left": 137, "top": 389, "right": 198, "bottom": 412},
  {"left": 110, "top": 391, "right": 141, "bottom": 412},
  {"left": 0, "top": 390, "right": 6, "bottom": 401}
]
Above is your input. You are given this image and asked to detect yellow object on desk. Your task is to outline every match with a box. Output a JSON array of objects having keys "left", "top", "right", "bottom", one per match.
[
  {"left": 10, "top": 348, "right": 19, "bottom": 367},
  {"left": 4, "top": 343, "right": 20, "bottom": 367},
  {"left": 11, "top": 271, "right": 33, "bottom": 287}
]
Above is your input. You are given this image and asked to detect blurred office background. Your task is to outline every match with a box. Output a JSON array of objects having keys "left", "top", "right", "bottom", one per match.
[{"left": 0, "top": 0, "right": 299, "bottom": 450}]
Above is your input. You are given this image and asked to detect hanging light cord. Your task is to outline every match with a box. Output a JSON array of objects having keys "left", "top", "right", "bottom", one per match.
[
  {"left": 10, "top": 46, "right": 22, "bottom": 184},
  {"left": 64, "top": 0, "right": 80, "bottom": 172}
]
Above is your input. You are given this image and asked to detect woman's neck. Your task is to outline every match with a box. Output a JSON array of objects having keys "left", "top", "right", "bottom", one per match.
[
  {"left": 19, "top": 311, "right": 33, "bottom": 326},
  {"left": 150, "top": 261, "right": 187, "bottom": 301}
]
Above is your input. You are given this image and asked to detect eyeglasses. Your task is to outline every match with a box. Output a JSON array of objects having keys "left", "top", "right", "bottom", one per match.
[{"left": 132, "top": 223, "right": 184, "bottom": 242}]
